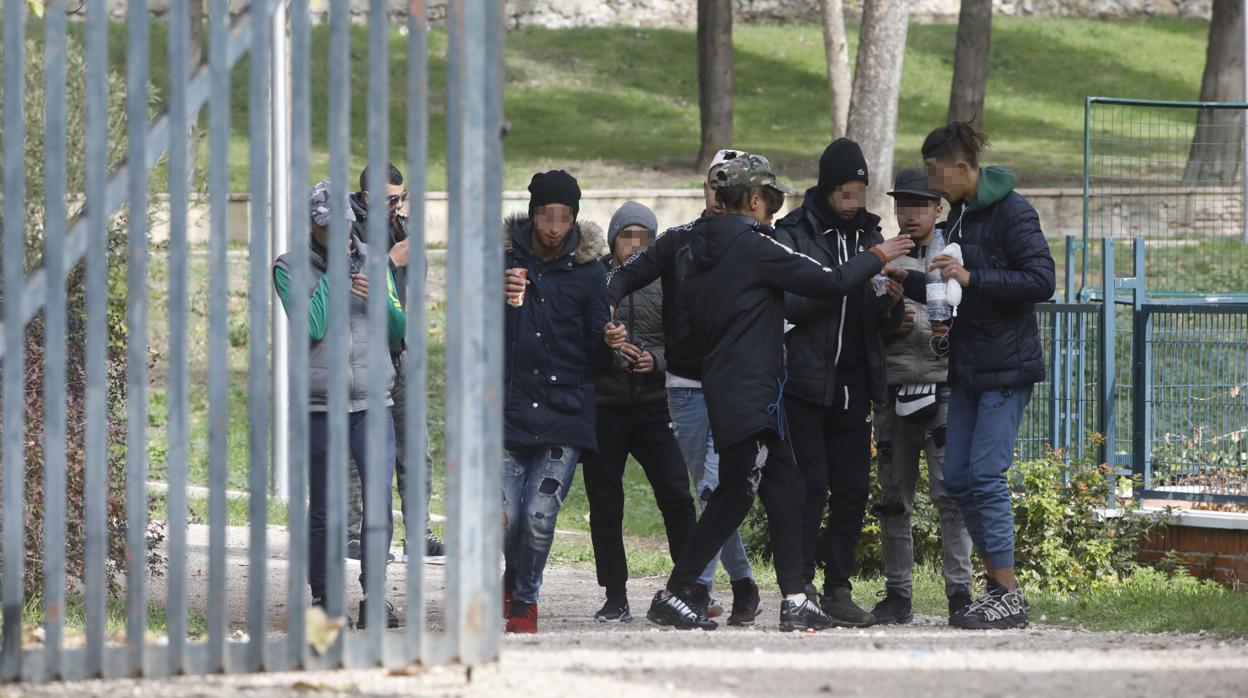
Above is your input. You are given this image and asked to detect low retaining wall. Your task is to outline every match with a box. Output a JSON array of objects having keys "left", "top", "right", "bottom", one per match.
[{"left": 1138, "top": 509, "right": 1248, "bottom": 588}]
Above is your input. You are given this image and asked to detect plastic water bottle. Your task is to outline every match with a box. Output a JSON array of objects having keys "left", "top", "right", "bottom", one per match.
[{"left": 926, "top": 229, "right": 952, "bottom": 322}]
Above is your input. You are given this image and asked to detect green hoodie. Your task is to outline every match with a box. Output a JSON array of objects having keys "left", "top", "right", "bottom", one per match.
[{"left": 967, "top": 165, "right": 1017, "bottom": 215}]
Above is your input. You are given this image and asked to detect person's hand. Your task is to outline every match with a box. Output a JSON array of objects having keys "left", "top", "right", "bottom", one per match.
[
  {"left": 616, "top": 341, "right": 643, "bottom": 362},
  {"left": 883, "top": 264, "right": 909, "bottom": 282},
  {"left": 504, "top": 268, "right": 527, "bottom": 301},
  {"left": 604, "top": 322, "right": 628, "bottom": 349},
  {"left": 930, "top": 255, "right": 971, "bottom": 287},
  {"left": 896, "top": 306, "right": 915, "bottom": 336},
  {"left": 350, "top": 273, "right": 370, "bottom": 301},
  {"left": 885, "top": 278, "right": 904, "bottom": 304},
  {"left": 931, "top": 320, "right": 950, "bottom": 338},
  {"left": 389, "top": 238, "right": 410, "bottom": 268},
  {"left": 631, "top": 350, "right": 656, "bottom": 374},
  {"left": 871, "top": 234, "right": 915, "bottom": 263}
]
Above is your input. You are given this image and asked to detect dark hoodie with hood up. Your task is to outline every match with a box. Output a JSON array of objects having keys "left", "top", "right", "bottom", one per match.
[
  {"left": 775, "top": 188, "right": 901, "bottom": 407},
  {"left": 504, "top": 214, "right": 611, "bottom": 454},
  {"left": 900, "top": 166, "right": 1056, "bottom": 392},
  {"left": 680, "top": 214, "right": 882, "bottom": 451}
]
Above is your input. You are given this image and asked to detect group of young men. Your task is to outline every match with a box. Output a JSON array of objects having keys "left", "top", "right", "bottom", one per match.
[
  {"left": 274, "top": 120, "right": 1055, "bottom": 637},
  {"left": 500, "top": 122, "right": 1054, "bottom": 634}
]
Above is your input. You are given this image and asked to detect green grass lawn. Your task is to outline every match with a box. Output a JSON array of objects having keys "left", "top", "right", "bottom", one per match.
[{"left": 32, "top": 17, "right": 1209, "bottom": 191}]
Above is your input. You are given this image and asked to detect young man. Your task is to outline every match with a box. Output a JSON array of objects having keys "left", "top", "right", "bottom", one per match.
[
  {"left": 870, "top": 168, "right": 974, "bottom": 625},
  {"left": 501, "top": 170, "right": 611, "bottom": 634},
  {"left": 892, "top": 122, "right": 1056, "bottom": 629},
  {"left": 774, "top": 138, "right": 900, "bottom": 627},
  {"left": 273, "top": 180, "right": 406, "bottom": 629},
  {"left": 345, "top": 163, "right": 446, "bottom": 563},
  {"left": 605, "top": 150, "right": 762, "bottom": 626},
  {"left": 646, "top": 154, "right": 915, "bottom": 631},
  {"left": 583, "top": 202, "right": 698, "bottom": 623}
]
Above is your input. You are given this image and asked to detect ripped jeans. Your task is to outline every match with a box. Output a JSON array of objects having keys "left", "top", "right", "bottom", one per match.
[{"left": 502, "top": 445, "right": 580, "bottom": 605}]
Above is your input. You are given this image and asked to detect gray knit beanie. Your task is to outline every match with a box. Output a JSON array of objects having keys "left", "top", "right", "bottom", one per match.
[{"left": 607, "top": 201, "right": 658, "bottom": 251}]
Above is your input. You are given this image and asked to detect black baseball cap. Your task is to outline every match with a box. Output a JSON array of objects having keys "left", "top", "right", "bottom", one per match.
[{"left": 887, "top": 168, "right": 941, "bottom": 201}]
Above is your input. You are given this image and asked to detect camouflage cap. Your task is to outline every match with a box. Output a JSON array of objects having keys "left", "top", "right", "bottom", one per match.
[
  {"left": 308, "top": 179, "right": 356, "bottom": 227},
  {"left": 714, "top": 153, "right": 799, "bottom": 195}
]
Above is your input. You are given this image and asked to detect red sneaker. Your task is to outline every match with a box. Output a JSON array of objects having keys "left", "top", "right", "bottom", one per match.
[{"left": 505, "top": 601, "right": 538, "bottom": 634}]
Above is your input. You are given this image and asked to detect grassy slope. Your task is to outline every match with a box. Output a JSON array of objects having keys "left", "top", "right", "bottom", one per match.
[{"left": 59, "top": 17, "right": 1208, "bottom": 191}]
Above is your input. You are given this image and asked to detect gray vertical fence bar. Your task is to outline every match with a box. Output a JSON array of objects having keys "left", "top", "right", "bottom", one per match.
[
  {"left": 363, "top": 0, "right": 391, "bottom": 656},
  {"left": 42, "top": 0, "right": 70, "bottom": 680},
  {"left": 247, "top": 0, "right": 273, "bottom": 672},
  {"left": 480, "top": 0, "right": 506, "bottom": 659},
  {"left": 83, "top": 0, "right": 110, "bottom": 677},
  {"left": 166, "top": 0, "right": 192, "bottom": 673},
  {"left": 325, "top": 0, "right": 351, "bottom": 665},
  {"left": 287, "top": 0, "right": 312, "bottom": 669},
  {"left": 405, "top": 0, "right": 430, "bottom": 664},
  {"left": 124, "top": 0, "right": 152, "bottom": 676},
  {"left": 207, "top": 0, "right": 232, "bottom": 673},
  {"left": 1100, "top": 239, "right": 1115, "bottom": 471},
  {"left": 1, "top": 0, "right": 28, "bottom": 682}
]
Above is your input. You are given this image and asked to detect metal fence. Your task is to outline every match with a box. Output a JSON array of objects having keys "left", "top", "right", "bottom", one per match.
[
  {"left": 1133, "top": 304, "right": 1248, "bottom": 504},
  {"left": 1, "top": 0, "right": 504, "bottom": 683},
  {"left": 1081, "top": 97, "right": 1248, "bottom": 301},
  {"left": 1017, "top": 303, "right": 1103, "bottom": 465}
]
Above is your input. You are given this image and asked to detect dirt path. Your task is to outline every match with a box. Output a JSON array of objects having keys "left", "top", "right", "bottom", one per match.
[{"left": 7, "top": 526, "right": 1248, "bottom": 697}]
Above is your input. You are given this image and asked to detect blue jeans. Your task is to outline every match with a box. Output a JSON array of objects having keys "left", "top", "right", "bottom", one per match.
[
  {"left": 667, "top": 387, "right": 754, "bottom": 588},
  {"left": 502, "top": 445, "right": 579, "bottom": 605},
  {"left": 942, "top": 383, "right": 1033, "bottom": 569}
]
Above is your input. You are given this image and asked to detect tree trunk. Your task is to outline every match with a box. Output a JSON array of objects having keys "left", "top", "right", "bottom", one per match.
[
  {"left": 847, "top": 0, "right": 911, "bottom": 219},
  {"left": 1184, "top": 0, "right": 1244, "bottom": 184},
  {"left": 188, "top": 0, "right": 206, "bottom": 193},
  {"left": 695, "top": 0, "right": 733, "bottom": 171},
  {"left": 947, "top": 0, "right": 992, "bottom": 125},
  {"left": 821, "top": 0, "right": 851, "bottom": 138}
]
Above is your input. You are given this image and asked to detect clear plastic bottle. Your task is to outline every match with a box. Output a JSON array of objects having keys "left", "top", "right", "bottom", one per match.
[{"left": 925, "top": 228, "right": 952, "bottom": 322}]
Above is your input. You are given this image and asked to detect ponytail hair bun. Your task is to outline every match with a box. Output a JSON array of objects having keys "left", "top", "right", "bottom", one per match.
[{"left": 921, "top": 120, "right": 990, "bottom": 168}]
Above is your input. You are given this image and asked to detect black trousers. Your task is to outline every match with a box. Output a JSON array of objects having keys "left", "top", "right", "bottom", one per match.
[
  {"left": 788, "top": 389, "right": 872, "bottom": 592},
  {"left": 667, "top": 432, "right": 806, "bottom": 595},
  {"left": 582, "top": 401, "right": 697, "bottom": 593}
]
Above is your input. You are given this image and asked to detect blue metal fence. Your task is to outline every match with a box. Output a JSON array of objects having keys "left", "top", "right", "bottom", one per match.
[{"left": 0, "top": 0, "right": 504, "bottom": 682}]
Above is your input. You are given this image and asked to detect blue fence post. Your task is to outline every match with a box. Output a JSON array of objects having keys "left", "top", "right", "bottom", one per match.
[{"left": 1100, "top": 238, "right": 1116, "bottom": 471}]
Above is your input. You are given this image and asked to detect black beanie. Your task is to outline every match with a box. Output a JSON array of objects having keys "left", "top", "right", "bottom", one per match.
[
  {"left": 527, "top": 170, "right": 582, "bottom": 220},
  {"left": 816, "top": 138, "right": 869, "bottom": 196}
]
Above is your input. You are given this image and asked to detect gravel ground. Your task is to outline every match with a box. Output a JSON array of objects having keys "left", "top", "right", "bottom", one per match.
[{"left": 5, "top": 526, "right": 1247, "bottom": 697}]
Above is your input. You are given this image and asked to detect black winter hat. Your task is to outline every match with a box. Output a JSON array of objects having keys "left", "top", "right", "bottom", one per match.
[
  {"left": 527, "top": 170, "right": 582, "bottom": 220},
  {"left": 816, "top": 138, "right": 869, "bottom": 195}
]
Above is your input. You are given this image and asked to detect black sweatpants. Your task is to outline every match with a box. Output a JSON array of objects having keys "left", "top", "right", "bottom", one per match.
[
  {"left": 582, "top": 401, "right": 697, "bottom": 593},
  {"left": 787, "top": 389, "right": 872, "bottom": 592},
  {"left": 667, "top": 432, "right": 806, "bottom": 596}
]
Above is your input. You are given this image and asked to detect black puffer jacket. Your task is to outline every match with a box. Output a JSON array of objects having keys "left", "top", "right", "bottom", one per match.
[
  {"left": 504, "top": 214, "right": 611, "bottom": 453},
  {"left": 682, "top": 214, "right": 882, "bottom": 451},
  {"left": 901, "top": 167, "right": 1056, "bottom": 392},
  {"left": 595, "top": 255, "right": 668, "bottom": 406},
  {"left": 606, "top": 216, "right": 710, "bottom": 382},
  {"left": 775, "top": 189, "right": 902, "bottom": 407}
]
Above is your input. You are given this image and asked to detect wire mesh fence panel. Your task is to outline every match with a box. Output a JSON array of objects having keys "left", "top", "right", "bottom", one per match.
[
  {"left": 1082, "top": 98, "right": 1248, "bottom": 300},
  {"left": 1017, "top": 304, "right": 1103, "bottom": 465},
  {"left": 1139, "top": 305, "right": 1248, "bottom": 504}
]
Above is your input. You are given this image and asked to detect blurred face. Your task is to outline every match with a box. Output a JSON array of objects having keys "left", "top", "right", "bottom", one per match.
[
  {"left": 614, "top": 225, "right": 654, "bottom": 264},
  {"left": 704, "top": 165, "right": 726, "bottom": 216},
  {"left": 925, "top": 158, "right": 976, "bottom": 204},
  {"left": 532, "top": 203, "right": 574, "bottom": 255},
  {"left": 893, "top": 197, "right": 941, "bottom": 243},
  {"left": 827, "top": 180, "right": 867, "bottom": 219}
]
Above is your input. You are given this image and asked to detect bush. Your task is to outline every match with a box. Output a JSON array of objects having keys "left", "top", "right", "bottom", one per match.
[
  {"left": 742, "top": 439, "right": 1169, "bottom": 593},
  {"left": 0, "top": 34, "right": 157, "bottom": 600}
]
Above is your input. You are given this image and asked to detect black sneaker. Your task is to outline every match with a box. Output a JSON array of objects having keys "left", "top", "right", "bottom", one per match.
[
  {"left": 646, "top": 590, "right": 717, "bottom": 630},
  {"left": 356, "top": 597, "right": 402, "bottom": 630},
  {"left": 779, "top": 597, "right": 836, "bottom": 632},
  {"left": 425, "top": 530, "right": 447, "bottom": 558},
  {"left": 727, "top": 578, "right": 761, "bottom": 626},
  {"left": 953, "top": 587, "right": 1029, "bottom": 630},
  {"left": 594, "top": 591, "right": 633, "bottom": 622},
  {"left": 819, "top": 587, "right": 875, "bottom": 627},
  {"left": 870, "top": 590, "right": 913, "bottom": 625},
  {"left": 947, "top": 589, "right": 973, "bottom": 622}
]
